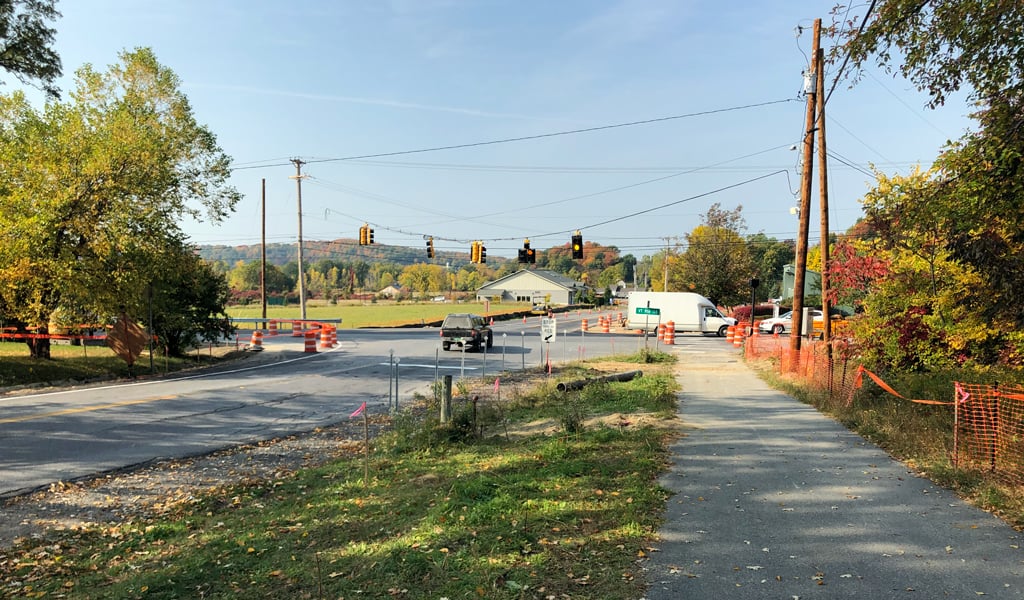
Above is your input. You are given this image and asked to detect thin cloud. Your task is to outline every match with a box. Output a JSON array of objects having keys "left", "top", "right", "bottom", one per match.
[{"left": 189, "top": 82, "right": 559, "bottom": 121}]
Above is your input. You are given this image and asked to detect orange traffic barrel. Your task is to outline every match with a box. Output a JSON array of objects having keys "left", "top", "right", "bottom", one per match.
[
  {"left": 320, "top": 327, "right": 332, "bottom": 349},
  {"left": 304, "top": 330, "right": 317, "bottom": 353},
  {"left": 601, "top": 316, "right": 610, "bottom": 333},
  {"left": 582, "top": 318, "right": 589, "bottom": 331},
  {"left": 267, "top": 319, "right": 278, "bottom": 336},
  {"left": 292, "top": 320, "right": 302, "bottom": 337},
  {"left": 657, "top": 323, "right": 666, "bottom": 341},
  {"left": 329, "top": 325, "right": 337, "bottom": 347},
  {"left": 664, "top": 321, "right": 675, "bottom": 345},
  {"left": 250, "top": 329, "right": 263, "bottom": 350},
  {"left": 726, "top": 325, "right": 735, "bottom": 344},
  {"left": 733, "top": 325, "right": 745, "bottom": 347}
]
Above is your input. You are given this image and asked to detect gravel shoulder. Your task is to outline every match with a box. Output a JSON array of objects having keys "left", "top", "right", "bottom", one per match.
[{"left": 0, "top": 415, "right": 389, "bottom": 549}]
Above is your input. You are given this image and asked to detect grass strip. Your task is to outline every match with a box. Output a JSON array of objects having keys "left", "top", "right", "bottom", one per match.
[{"left": 1, "top": 355, "right": 679, "bottom": 599}]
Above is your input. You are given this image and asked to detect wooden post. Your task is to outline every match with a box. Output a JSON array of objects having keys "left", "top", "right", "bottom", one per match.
[{"left": 441, "top": 375, "right": 453, "bottom": 423}]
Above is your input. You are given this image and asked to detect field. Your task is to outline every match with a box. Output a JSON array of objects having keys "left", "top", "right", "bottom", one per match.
[{"left": 227, "top": 300, "right": 532, "bottom": 329}]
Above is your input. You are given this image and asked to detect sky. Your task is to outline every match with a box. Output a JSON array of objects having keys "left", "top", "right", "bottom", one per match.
[{"left": 26, "top": 0, "right": 974, "bottom": 259}]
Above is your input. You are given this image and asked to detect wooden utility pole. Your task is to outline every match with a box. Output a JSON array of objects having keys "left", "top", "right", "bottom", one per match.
[
  {"left": 789, "top": 18, "right": 821, "bottom": 366},
  {"left": 260, "top": 178, "right": 267, "bottom": 321},
  {"left": 816, "top": 46, "right": 831, "bottom": 347},
  {"left": 290, "top": 159, "right": 307, "bottom": 321}
]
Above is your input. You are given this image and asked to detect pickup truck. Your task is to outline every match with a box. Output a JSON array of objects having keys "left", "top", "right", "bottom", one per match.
[{"left": 440, "top": 313, "right": 493, "bottom": 351}]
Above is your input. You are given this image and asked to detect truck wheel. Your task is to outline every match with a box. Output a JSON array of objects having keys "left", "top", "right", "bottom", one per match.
[
  {"left": 442, "top": 342, "right": 451, "bottom": 351},
  {"left": 486, "top": 332, "right": 493, "bottom": 349},
  {"left": 718, "top": 325, "right": 728, "bottom": 337}
]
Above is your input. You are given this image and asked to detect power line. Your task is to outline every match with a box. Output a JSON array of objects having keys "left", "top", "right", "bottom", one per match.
[
  {"left": 229, "top": 99, "right": 798, "bottom": 171},
  {"left": 825, "top": 0, "right": 878, "bottom": 105},
  {"left": 532, "top": 170, "right": 792, "bottom": 239}
]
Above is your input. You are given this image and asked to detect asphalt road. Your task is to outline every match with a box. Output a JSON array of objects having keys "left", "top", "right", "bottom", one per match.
[
  {"left": 0, "top": 312, "right": 661, "bottom": 497},
  {"left": 643, "top": 343, "right": 1024, "bottom": 599}
]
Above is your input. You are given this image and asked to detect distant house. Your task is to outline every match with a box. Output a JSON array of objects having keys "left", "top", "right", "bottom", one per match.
[
  {"left": 476, "top": 269, "right": 583, "bottom": 305},
  {"left": 781, "top": 265, "right": 821, "bottom": 300},
  {"left": 378, "top": 283, "right": 404, "bottom": 299}
]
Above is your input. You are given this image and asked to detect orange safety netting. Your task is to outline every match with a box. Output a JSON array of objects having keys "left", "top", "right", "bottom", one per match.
[
  {"left": 953, "top": 382, "right": 1024, "bottom": 485},
  {"left": 745, "top": 331, "right": 1024, "bottom": 485}
]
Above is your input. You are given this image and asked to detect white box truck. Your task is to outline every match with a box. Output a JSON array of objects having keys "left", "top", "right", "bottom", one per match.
[{"left": 626, "top": 291, "right": 736, "bottom": 337}]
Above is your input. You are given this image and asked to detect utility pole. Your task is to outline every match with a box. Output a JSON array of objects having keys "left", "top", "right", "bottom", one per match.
[
  {"left": 663, "top": 237, "right": 672, "bottom": 292},
  {"left": 816, "top": 45, "right": 831, "bottom": 348},
  {"left": 789, "top": 18, "right": 821, "bottom": 365},
  {"left": 260, "top": 178, "right": 267, "bottom": 322},
  {"left": 290, "top": 159, "right": 308, "bottom": 321}
]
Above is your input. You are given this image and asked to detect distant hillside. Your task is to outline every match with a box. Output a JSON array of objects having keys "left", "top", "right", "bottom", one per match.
[{"left": 197, "top": 238, "right": 503, "bottom": 267}]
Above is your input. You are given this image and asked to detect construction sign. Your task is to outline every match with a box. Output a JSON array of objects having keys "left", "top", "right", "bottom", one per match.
[{"left": 106, "top": 315, "right": 148, "bottom": 366}]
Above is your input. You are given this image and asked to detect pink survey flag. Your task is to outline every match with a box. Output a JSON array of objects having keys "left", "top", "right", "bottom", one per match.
[
  {"left": 350, "top": 401, "right": 366, "bottom": 418},
  {"left": 494, "top": 377, "right": 500, "bottom": 391}
]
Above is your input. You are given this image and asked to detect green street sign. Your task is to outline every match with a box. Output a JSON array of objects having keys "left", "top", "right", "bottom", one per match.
[{"left": 636, "top": 307, "right": 661, "bottom": 316}]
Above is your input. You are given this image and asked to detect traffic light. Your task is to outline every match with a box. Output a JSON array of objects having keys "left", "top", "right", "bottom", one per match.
[
  {"left": 479, "top": 244, "right": 487, "bottom": 263},
  {"left": 522, "top": 238, "right": 536, "bottom": 264},
  {"left": 358, "top": 224, "right": 368, "bottom": 245},
  {"left": 470, "top": 240, "right": 480, "bottom": 263},
  {"left": 427, "top": 237, "right": 435, "bottom": 258},
  {"left": 571, "top": 230, "right": 584, "bottom": 259},
  {"left": 367, "top": 227, "right": 374, "bottom": 244}
]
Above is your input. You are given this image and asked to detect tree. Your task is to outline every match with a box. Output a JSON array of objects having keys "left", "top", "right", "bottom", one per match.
[
  {"left": 151, "top": 243, "right": 235, "bottom": 357},
  {"left": 0, "top": 0, "right": 62, "bottom": 97},
  {"left": 228, "top": 260, "right": 292, "bottom": 294},
  {"left": 672, "top": 204, "right": 755, "bottom": 306},
  {"left": 832, "top": 0, "right": 1023, "bottom": 108},
  {"left": 747, "top": 233, "right": 794, "bottom": 298},
  {"left": 0, "top": 47, "right": 240, "bottom": 358}
]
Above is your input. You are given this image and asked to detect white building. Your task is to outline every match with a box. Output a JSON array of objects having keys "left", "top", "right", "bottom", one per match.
[{"left": 476, "top": 269, "right": 583, "bottom": 305}]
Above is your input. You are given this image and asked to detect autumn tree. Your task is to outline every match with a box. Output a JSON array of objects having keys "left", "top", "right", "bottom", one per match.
[
  {"left": 0, "top": 48, "right": 240, "bottom": 358},
  {"left": 0, "top": 0, "right": 62, "bottom": 97}
]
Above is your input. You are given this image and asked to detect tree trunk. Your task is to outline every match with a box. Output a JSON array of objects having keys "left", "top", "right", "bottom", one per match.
[{"left": 27, "top": 326, "right": 52, "bottom": 359}]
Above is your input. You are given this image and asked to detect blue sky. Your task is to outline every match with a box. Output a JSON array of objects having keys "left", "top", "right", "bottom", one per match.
[{"left": 36, "top": 0, "right": 972, "bottom": 259}]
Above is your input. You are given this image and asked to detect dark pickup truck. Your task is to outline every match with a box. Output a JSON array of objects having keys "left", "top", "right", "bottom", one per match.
[{"left": 440, "top": 313, "right": 493, "bottom": 351}]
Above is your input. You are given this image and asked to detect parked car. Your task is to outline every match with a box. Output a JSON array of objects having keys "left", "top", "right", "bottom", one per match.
[{"left": 757, "top": 309, "right": 824, "bottom": 335}]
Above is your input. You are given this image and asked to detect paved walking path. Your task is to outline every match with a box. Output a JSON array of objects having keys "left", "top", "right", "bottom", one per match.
[{"left": 643, "top": 344, "right": 1024, "bottom": 599}]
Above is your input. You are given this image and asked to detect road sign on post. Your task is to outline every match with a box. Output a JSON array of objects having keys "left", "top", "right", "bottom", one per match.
[
  {"left": 541, "top": 317, "right": 556, "bottom": 342},
  {"left": 635, "top": 307, "right": 661, "bottom": 316}
]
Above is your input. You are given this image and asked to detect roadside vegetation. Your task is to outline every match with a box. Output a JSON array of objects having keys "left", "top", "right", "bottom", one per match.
[{"left": 0, "top": 351, "right": 680, "bottom": 599}]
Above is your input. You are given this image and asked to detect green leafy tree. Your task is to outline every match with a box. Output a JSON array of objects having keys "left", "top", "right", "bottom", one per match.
[
  {"left": 832, "top": 0, "right": 1022, "bottom": 108},
  {"left": 673, "top": 204, "right": 755, "bottom": 306},
  {"left": 0, "top": 0, "right": 62, "bottom": 97},
  {"left": 151, "top": 243, "right": 235, "bottom": 357},
  {"left": 228, "top": 260, "right": 292, "bottom": 294},
  {"left": 0, "top": 47, "right": 240, "bottom": 358},
  {"left": 746, "top": 233, "right": 794, "bottom": 298}
]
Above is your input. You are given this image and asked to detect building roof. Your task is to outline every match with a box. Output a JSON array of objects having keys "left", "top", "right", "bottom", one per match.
[{"left": 478, "top": 269, "right": 581, "bottom": 292}]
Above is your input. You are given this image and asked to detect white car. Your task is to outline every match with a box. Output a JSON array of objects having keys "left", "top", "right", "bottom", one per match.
[{"left": 757, "top": 309, "right": 823, "bottom": 335}]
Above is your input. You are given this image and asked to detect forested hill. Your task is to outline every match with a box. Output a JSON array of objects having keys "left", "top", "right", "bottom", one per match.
[{"left": 197, "top": 239, "right": 501, "bottom": 267}]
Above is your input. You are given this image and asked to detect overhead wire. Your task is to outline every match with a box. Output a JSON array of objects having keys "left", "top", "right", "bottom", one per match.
[{"left": 228, "top": 99, "right": 798, "bottom": 171}]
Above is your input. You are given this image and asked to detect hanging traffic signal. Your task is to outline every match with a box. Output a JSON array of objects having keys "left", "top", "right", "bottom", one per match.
[
  {"left": 367, "top": 227, "right": 374, "bottom": 244},
  {"left": 470, "top": 240, "right": 480, "bottom": 263},
  {"left": 427, "top": 237, "right": 435, "bottom": 258},
  {"left": 571, "top": 230, "right": 584, "bottom": 259},
  {"left": 522, "top": 239, "right": 536, "bottom": 264},
  {"left": 358, "top": 224, "right": 367, "bottom": 245},
  {"left": 517, "top": 248, "right": 527, "bottom": 263},
  {"left": 479, "top": 244, "right": 487, "bottom": 263}
]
